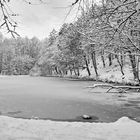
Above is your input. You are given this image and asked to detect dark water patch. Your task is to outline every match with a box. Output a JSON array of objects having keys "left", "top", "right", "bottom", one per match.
[
  {"left": 124, "top": 103, "right": 136, "bottom": 107},
  {"left": 35, "top": 115, "right": 100, "bottom": 123},
  {"left": 7, "top": 114, "right": 140, "bottom": 123},
  {"left": 128, "top": 100, "right": 140, "bottom": 104},
  {"left": 117, "top": 95, "right": 126, "bottom": 98},
  {"left": 124, "top": 100, "right": 140, "bottom": 108},
  {"left": 10, "top": 115, "right": 100, "bottom": 123},
  {"left": 135, "top": 106, "right": 140, "bottom": 110},
  {"left": 7, "top": 111, "right": 22, "bottom": 115},
  {"left": 118, "top": 99, "right": 126, "bottom": 101},
  {"left": 76, "top": 115, "right": 99, "bottom": 122}
]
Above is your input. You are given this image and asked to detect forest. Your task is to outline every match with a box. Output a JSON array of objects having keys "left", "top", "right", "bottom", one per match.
[
  {"left": 0, "top": 35, "right": 41, "bottom": 75},
  {"left": 0, "top": 0, "right": 140, "bottom": 85}
]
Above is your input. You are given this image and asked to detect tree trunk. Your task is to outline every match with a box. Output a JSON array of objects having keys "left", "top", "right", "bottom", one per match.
[
  {"left": 84, "top": 55, "right": 91, "bottom": 76},
  {"left": 0, "top": 51, "right": 3, "bottom": 73},
  {"left": 128, "top": 51, "right": 139, "bottom": 80},
  {"left": 70, "top": 69, "right": 72, "bottom": 75},
  {"left": 101, "top": 55, "right": 105, "bottom": 68},
  {"left": 91, "top": 52, "right": 98, "bottom": 77},
  {"left": 58, "top": 69, "right": 62, "bottom": 75},
  {"left": 72, "top": 64, "right": 77, "bottom": 76},
  {"left": 116, "top": 54, "right": 124, "bottom": 76},
  {"left": 68, "top": 65, "right": 72, "bottom": 75},
  {"left": 55, "top": 66, "right": 59, "bottom": 75},
  {"left": 77, "top": 68, "right": 80, "bottom": 76},
  {"left": 65, "top": 70, "right": 68, "bottom": 75},
  {"left": 136, "top": 56, "right": 140, "bottom": 84},
  {"left": 108, "top": 54, "right": 112, "bottom": 66}
]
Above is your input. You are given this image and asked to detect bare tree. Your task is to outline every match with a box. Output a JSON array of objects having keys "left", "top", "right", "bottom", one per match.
[{"left": 0, "top": 0, "right": 47, "bottom": 37}]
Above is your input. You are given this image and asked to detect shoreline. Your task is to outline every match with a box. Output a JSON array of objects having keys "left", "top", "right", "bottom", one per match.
[
  {"left": 36, "top": 74, "right": 140, "bottom": 86},
  {"left": 2, "top": 113, "right": 140, "bottom": 123}
]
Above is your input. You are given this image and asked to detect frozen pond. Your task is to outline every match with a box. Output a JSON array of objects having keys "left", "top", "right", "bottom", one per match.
[{"left": 0, "top": 76, "right": 140, "bottom": 122}]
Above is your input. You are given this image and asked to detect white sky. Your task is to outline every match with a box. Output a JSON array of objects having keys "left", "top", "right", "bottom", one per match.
[{"left": 3, "top": 0, "right": 79, "bottom": 39}]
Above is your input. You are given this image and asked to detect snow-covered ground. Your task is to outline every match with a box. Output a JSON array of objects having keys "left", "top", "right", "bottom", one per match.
[
  {"left": 65, "top": 58, "right": 138, "bottom": 85},
  {"left": 0, "top": 115, "right": 140, "bottom": 140}
]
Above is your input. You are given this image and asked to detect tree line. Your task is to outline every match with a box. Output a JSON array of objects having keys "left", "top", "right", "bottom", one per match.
[
  {"left": 34, "top": 0, "right": 140, "bottom": 83},
  {"left": 0, "top": 34, "right": 41, "bottom": 75}
]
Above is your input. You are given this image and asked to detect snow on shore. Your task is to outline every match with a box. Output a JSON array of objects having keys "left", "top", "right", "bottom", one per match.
[{"left": 0, "top": 116, "right": 140, "bottom": 140}]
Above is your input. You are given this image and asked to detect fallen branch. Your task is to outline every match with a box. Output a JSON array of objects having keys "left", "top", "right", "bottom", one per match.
[{"left": 87, "top": 84, "right": 140, "bottom": 93}]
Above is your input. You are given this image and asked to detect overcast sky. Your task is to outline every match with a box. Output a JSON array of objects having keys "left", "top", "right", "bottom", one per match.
[{"left": 6, "top": 0, "right": 78, "bottom": 39}]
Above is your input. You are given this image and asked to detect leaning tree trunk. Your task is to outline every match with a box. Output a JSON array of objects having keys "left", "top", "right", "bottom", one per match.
[
  {"left": 84, "top": 55, "right": 91, "bottom": 76},
  {"left": 58, "top": 68, "right": 62, "bottom": 76},
  {"left": 55, "top": 66, "right": 59, "bottom": 75}
]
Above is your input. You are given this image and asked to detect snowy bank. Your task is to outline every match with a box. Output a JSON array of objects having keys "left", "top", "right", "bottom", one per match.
[
  {"left": 31, "top": 57, "right": 140, "bottom": 86},
  {"left": 0, "top": 116, "right": 140, "bottom": 140}
]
